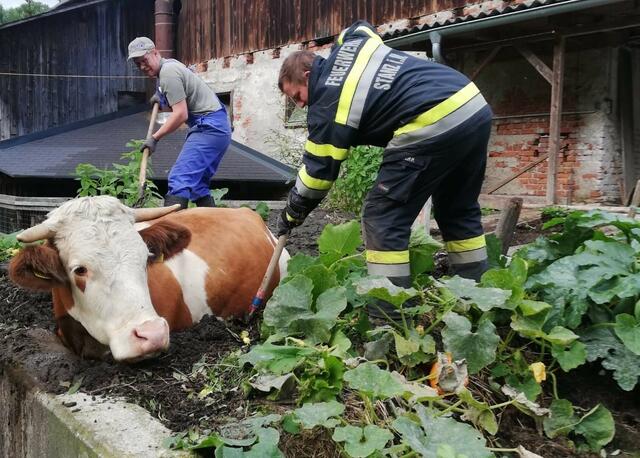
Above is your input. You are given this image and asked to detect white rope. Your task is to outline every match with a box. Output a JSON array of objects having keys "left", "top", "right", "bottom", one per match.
[{"left": 0, "top": 72, "right": 146, "bottom": 79}]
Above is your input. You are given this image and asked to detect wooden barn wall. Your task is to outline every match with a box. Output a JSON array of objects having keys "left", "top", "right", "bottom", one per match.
[
  {"left": 177, "top": 0, "right": 467, "bottom": 63},
  {"left": 0, "top": 0, "right": 154, "bottom": 140}
]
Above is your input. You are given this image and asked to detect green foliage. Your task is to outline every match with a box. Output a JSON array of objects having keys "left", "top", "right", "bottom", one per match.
[
  {"left": 168, "top": 211, "right": 638, "bottom": 456},
  {"left": 75, "top": 140, "right": 162, "bottom": 207},
  {"left": 543, "top": 399, "right": 615, "bottom": 451},
  {"left": 0, "top": 232, "right": 21, "bottom": 262},
  {"left": 0, "top": 1, "right": 49, "bottom": 25},
  {"left": 441, "top": 313, "right": 500, "bottom": 374},
  {"left": 392, "top": 405, "right": 493, "bottom": 458},
  {"left": 327, "top": 145, "right": 383, "bottom": 214},
  {"left": 253, "top": 201, "right": 270, "bottom": 221},
  {"left": 541, "top": 205, "right": 570, "bottom": 220}
]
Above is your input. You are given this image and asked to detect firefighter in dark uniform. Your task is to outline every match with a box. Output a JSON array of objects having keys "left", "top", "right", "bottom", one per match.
[{"left": 277, "top": 21, "right": 493, "bottom": 321}]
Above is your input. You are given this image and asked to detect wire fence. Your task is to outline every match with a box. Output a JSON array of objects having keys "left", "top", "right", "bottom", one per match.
[{"left": 0, "top": 194, "right": 68, "bottom": 234}]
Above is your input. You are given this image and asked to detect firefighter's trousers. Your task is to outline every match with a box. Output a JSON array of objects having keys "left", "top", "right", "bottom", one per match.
[{"left": 362, "top": 111, "right": 492, "bottom": 319}]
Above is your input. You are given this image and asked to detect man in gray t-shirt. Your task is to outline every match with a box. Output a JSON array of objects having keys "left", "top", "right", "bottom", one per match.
[{"left": 128, "top": 37, "right": 231, "bottom": 208}]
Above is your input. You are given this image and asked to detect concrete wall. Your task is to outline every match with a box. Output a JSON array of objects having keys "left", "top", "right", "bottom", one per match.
[{"left": 0, "top": 329, "right": 189, "bottom": 458}]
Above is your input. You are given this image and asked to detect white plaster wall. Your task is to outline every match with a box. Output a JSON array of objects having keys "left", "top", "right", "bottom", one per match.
[
  {"left": 198, "top": 45, "right": 329, "bottom": 165},
  {"left": 198, "top": 47, "right": 428, "bottom": 165}
]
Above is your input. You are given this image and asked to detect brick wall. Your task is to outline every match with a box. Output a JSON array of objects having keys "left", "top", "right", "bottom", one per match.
[
  {"left": 469, "top": 46, "right": 622, "bottom": 204},
  {"left": 485, "top": 112, "right": 620, "bottom": 203}
]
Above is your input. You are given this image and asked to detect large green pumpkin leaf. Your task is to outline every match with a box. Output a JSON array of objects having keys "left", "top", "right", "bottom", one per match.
[
  {"left": 264, "top": 275, "right": 346, "bottom": 344},
  {"left": 332, "top": 425, "right": 393, "bottom": 457},
  {"left": 551, "top": 341, "right": 587, "bottom": 372},
  {"left": 343, "top": 362, "right": 405, "bottom": 399},
  {"left": 292, "top": 401, "right": 345, "bottom": 429},
  {"left": 238, "top": 343, "right": 318, "bottom": 375},
  {"left": 574, "top": 405, "right": 615, "bottom": 451},
  {"left": 263, "top": 275, "right": 314, "bottom": 331},
  {"left": 442, "top": 312, "right": 500, "bottom": 374},
  {"left": 355, "top": 276, "right": 418, "bottom": 307},
  {"left": 581, "top": 328, "right": 640, "bottom": 391},
  {"left": 614, "top": 313, "right": 640, "bottom": 355},
  {"left": 440, "top": 276, "right": 510, "bottom": 312},
  {"left": 318, "top": 220, "right": 362, "bottom": 256},
  {"left": 392, "top": 405, "right": 493, "bottom": 458},
  {"left": 543, "top": 399, "right": 578, "bottom": 438}
]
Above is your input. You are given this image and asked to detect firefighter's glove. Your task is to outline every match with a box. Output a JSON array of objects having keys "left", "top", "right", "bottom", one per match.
[
  {"left": 277, "top": 208, "right": 304, "bottom": 237},
  {"left": 141, "top": 136, "right": 158, "bottom": 155}
]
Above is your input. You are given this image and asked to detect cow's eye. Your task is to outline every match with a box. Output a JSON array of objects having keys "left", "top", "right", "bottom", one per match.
[
  {"left": 148, "top": 251, "right": 164, "bottom": 263},
  {"left": 73, "top": 266, "right": 88, "bottom": 276}
]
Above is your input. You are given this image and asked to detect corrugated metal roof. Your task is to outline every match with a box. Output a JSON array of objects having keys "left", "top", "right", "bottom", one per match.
[
  {"left": 379, "top": 0, "right": 562, "bottom": 40},
  {"left": 0, "top": 107, "right": 294, "bottom": 184}
]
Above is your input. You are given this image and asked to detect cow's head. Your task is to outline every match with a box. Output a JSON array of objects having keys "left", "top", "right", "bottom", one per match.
[{"left": 9, "top": 196, "right": 186, "bottom": 361}]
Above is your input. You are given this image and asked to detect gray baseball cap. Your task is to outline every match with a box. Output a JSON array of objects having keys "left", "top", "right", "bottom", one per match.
[{"left": 127, "top": 37, "right": 155, "bottom": 60}]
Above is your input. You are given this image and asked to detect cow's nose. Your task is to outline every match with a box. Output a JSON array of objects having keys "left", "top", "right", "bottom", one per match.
[{"left": 133, "top": 318, "right": 169, "bottom": 353}]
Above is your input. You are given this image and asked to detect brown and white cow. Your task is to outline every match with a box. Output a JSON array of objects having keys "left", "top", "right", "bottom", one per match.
[{"left": 9, "top": 196, "right": 288, "bottom": 361}]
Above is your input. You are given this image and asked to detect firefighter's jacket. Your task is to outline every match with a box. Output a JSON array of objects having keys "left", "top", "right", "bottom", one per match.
[{"left": 286, "top": 20, "right": 491, "bottom": 223}]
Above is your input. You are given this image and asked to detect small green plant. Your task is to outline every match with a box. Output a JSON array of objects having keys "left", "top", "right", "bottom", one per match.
[
  {"left": 327, "top": 145, "right": 383, "bottom": 214},
  {"left": 187, "top": 188, "right": 229, "bottom": 209},
  {"left": 0, "top": 232, "right": 21, "bottom": 262},
  {"left": 541, "top": 205, "right": 569, "bottom": 220},
  {"left": 75, "top": 140, "right": 162, "bottom": 207}
]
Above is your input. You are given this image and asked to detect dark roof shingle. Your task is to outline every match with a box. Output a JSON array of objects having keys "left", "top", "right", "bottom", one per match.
[{"left": 0, "top": 107, "right": 295, "bottom": 184}]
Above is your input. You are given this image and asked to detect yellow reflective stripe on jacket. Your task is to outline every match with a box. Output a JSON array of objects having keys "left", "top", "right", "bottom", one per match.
[
  {"left": 365, "top": 249, "right": 410, "bottom": 264},
  {"left": 335, "top": 38, "right": 381, "bottom": 125},
  {"left": 286, "top": 212, "right": 302, "bottom": 223},
  {"left": 299, "top": 165, "right": 334, "bottom": 191},
  {"left": 305, "top": 140, "right": 349, "bottom": 161},
  {"left": 337, "top": 28, "right": 347, "bottom": 45},
  {"left": 444, "top": 234, "right": 486, "bottom": 253},
  {"left": 393, "top": 83, "right": 480, "bottom": 137},
  {"left": 337, "top": 25, "right": 381, "bottom": 45}
]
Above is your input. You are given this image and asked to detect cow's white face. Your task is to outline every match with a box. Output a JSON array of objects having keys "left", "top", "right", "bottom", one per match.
[{"left": 45, "top": 197, "right": 170, "bottom": 361}]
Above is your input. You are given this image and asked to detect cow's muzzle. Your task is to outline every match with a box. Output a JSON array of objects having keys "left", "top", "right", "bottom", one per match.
[{"left": 132, "top": 318, "right": 170, "bottom": 355}]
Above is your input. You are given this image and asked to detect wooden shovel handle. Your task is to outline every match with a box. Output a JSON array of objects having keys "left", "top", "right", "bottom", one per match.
[
  {"left": 138, "top": 103, "right": 160, "bottom": 196},
  {"left": 250, "top": 234, "right": 287, "bottom": 314}
]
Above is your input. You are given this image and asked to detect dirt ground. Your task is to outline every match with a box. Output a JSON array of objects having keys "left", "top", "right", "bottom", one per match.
[{"left": 0, "top": 207, "right": 638, "bottom": 456}]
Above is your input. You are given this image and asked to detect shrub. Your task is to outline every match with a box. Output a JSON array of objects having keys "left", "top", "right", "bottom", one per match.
[
  {"left": 327, "top": 145, "right": 383, "bottom": 214},
  {"left": 75, "top": 140, "right": 163, "bottom": 207}
]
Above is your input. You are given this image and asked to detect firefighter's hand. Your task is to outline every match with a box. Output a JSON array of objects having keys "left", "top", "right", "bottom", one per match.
[
  {"left": 277, "top": 208, "right": 304, "bottom": 237},
  {"left": 141, "top": 136, "right": 158, "bottom": 155},
  {"left": 149, "top": 94, "right": 161, "bottom": 106}
]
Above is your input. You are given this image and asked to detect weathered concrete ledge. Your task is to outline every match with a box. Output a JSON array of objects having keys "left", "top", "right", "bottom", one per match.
[{"left": 0, "top": 330, "right": 192, "bottom": 458}]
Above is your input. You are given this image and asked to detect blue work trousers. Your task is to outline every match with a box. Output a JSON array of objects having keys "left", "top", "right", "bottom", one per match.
[{"left": 168, "top": 109, "right": 231, "bottom": 201}]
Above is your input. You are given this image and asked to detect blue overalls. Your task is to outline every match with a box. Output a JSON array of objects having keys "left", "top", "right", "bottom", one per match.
[{"left": 157, "top": 90, "right": 231, "bottom": 202}]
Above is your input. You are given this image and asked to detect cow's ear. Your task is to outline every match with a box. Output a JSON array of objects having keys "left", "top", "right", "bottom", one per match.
[
  {"left": 9, "top": 244, "right": 68, "bottom": 290},
  {"left": 139, "top": 220, "right": 191, "bottom": 261}
]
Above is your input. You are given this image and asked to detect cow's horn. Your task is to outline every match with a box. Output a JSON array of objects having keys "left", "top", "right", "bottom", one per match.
[
  {"left": 133, "top": 204, "right": 181, "bottom": 222},
  {"left": 17, "top": 222, "right": 55, "bottom": 243}
]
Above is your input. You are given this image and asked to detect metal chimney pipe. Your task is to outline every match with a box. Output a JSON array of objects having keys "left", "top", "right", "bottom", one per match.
[{"left": 154, "top": 0, "right": 175, "bottom": 58}]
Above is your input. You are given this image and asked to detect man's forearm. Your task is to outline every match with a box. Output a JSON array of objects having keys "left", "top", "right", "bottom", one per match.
[{"left": 152, "top": 111, "right": 186, "bottom": 140}]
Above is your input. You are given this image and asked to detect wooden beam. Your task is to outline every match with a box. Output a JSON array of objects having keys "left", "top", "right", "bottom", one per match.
[
  {"left": 628, "top": 179, "right": 640, "bottom": 218},
  {"left": 469, "top": 46, "right": 502, "bottom": 81},
  {"left": 546, "top": 36, "right": 566, "bottom": 205},
  {"left": 495, "top": 197, "right": 523, "bottom": 255},
  {"left": 514, "top": 44, "right": 553, "bottom": 84},
  {"left": 487, "top": 153, "right": 549, "bottom": 194}
]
